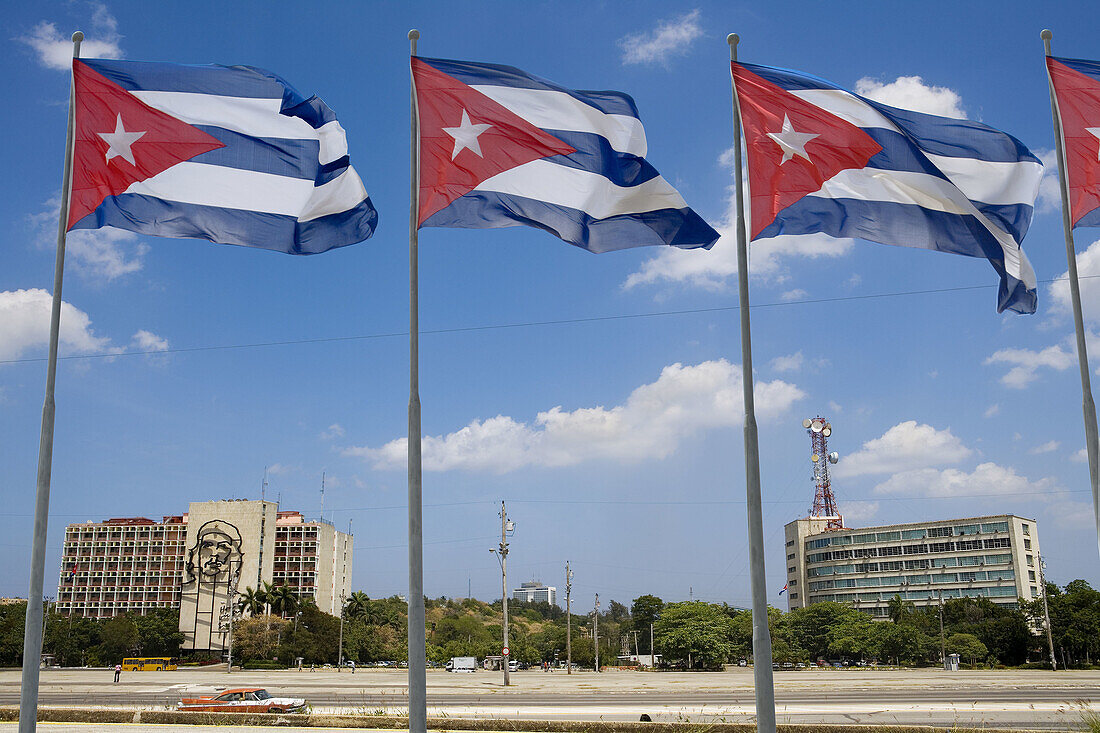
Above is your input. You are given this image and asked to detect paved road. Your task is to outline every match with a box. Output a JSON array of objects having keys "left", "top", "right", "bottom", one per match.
[{"left": 1, "top": 667, "right": 1095, "bottom": 730}]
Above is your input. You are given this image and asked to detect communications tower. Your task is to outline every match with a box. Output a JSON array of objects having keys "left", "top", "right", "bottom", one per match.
[{"left": 803, "top": 416, "right": 844, "bottom": 530}]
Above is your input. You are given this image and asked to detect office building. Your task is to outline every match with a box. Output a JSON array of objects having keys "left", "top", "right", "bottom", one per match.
[
  {"left": 784, "top": 514, "right": 1040, "bottom": 617},
  {"left": 513, "top": 581, "right": 556, "bottom": 605},
  {"left": 55, "top": 500, "right": 352, "bottom": 652}
]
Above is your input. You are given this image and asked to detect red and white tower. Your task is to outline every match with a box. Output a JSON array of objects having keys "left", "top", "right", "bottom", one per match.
[{"left": 803, "top": 417, "right": 844, "bottom": 530}]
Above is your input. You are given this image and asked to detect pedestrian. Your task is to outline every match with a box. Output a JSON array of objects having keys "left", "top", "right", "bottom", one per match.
[
  {"left": 113, "top": 664, "right": 121, "bottom": 683},
  {"left": 349, "top": 660, "right": 355, "bottom": 674}
]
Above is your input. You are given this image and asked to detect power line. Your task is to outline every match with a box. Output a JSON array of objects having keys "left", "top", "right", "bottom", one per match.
[{"left": 3, "top": 274, "right": 1088, "bottom": 366}]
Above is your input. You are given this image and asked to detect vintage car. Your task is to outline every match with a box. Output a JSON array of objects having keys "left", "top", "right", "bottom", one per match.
[{"left": 177, "top": 688, "right": 306, "bottom": 713}]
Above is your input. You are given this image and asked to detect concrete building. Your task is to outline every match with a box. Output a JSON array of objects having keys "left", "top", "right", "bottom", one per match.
[
  {"left": 56, "top": 500, "right": 352, "bottom": 653},
  {"left": 513, "top": 581, "right": 556, "bottom": 605},
  {"left": 784, "top": 514, "right": 1040, "bottom": 617}
]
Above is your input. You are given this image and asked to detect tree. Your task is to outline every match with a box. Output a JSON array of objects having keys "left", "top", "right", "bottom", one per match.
[
  {"left": 787, "top": 602, "right": 868, "bottom": 661},
  {"left": 237, "top": 587, "right": 264, "bottom": 617},
  {"left": 654, "top": 602, "right": 735, "bottom": 669},
  {"left": 630, "top": 595, "right": 664, "bottom": 654},
  {"left": 234, "top": 616, "right": 287, "bottom": 661},
  {"left": 98, "top": 615, "right": 140, "bottom": 663},
  {"left": 345, "top": 591, "right": 370, "bottom": 621},
  {"left": 887, "top": 594, "right": 915, "bottom": 624},
  {"left": 946, "top": 633, "right": 988, "bottom": 666},
  {"left": 268, "top": 584, "right": 299, "bottom": 618}
]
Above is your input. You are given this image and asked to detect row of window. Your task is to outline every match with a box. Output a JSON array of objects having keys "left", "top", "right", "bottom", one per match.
[
  {"left": 806, "top": 521, "right": 1014, "bottom": 550},
  {"left": 809, "top": 568, "right": 1015, "bottom": 591},
  {"left": 810, "top": 585, "right": 1020, "bottom": 604},
  {"left": 808, "top": 537, "right": 1011, "bottom": 564},
  {"left": 808, "top": 552, "right": 1013, "bottom": 577}
]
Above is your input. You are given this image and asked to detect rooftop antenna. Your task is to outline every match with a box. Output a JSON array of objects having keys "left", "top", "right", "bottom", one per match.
[
  {"left": 320, "top": 471, "right": 325, "bottom": 521},
  {"left": 261, "top": 467, "right": 268, "bottom": 503},
  {"left": 803, "top": 417, "right": 844, "bottom": 530}
]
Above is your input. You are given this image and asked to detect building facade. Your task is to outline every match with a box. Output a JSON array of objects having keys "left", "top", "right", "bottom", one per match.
[
  {"left": 513, "top": 581, "right": 556, "bottom": 605},
  {"left": 784, "top": 514, "right": 1040, "bottom": 617},
  {"left": 56, "top": 500, "right": 353, "bottom": 652}
]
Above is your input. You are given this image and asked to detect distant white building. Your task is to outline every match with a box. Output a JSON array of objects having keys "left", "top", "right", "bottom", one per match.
[{"left": 513, "top": 581, "right": 556, "bottom": 605}]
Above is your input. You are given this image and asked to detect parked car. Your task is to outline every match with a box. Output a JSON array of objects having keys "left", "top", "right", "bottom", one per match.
[{"left": 177, "top": 688, "right": 305, "bottom": 713}]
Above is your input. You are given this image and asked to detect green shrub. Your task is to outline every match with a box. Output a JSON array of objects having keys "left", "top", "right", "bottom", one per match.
[{"left": 241, "top": 660, "right": 288, "bottom": 670}]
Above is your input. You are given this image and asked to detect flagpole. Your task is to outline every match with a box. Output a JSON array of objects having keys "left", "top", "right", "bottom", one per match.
[
  {"left": 406, "top": 28, "right": 428, "bottom": 733},
  {"left": 1042, "top": 29, "right": 1100, "bottom": 559},
  {"left": 19, "top": 30, "right": 82, "bottom": 733},
  {"left": 728, "top": 33, "right": 777, "bottom": 733}
]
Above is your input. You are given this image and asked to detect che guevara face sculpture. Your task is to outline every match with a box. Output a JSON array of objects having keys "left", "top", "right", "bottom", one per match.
[{"left": 185, "top": 520, "right": 243, "bottom": 583}]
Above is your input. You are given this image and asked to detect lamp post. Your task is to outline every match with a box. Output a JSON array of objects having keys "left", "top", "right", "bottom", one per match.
[{"left": 489, "top": 502, "right": 514, "bottom": 686}]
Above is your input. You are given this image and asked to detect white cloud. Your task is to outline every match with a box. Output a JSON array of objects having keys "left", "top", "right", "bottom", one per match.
[
  {"left": 1072, "top": 448, "right": 1088, "bottom": 463},
  {"left": 31, "top": 198, "right": 145, "bottom": 282},
  {"left": 984, "top": 344, "right": 1075, "bottom": 388},
  {"left": 833, "top": 421, "right": 972, "bottom": 478},
  {"left": 1029, "top": 440, "right": 1060, "bottom": 455},
  {"left": 347, "top": 359, "right": 805, "bottom": 473},
  {"left": 841, "top": 500, "right": 880, "bottom": 523},
  {"left": 827, "top": 400, "right": 842, "bottom": 414},
  {"left": 845, "top": 274, "right": 862, "bottom": 289},
  {"left": 130, "top": 329, "right": 168, "bottom": 352},
  {"left": 854, "top": 76, "right": 966, "bottom": 118},
  {"left": 781, "top": 289, "right": 808, "bottom": 301},
  {"left": 1049, "top": 237, "right": 1100, "bottom": 322},
  {"left": 983, "top": 403, "right": 1000, "bottom": 418},
  {"left": 18, "top": 4, "right": 123, "bottom": 71},
  {"left": 265, "top": 463, "right": 297, "bottom": 475},
  {"left": 873, "top": 462, "right": 1033, "bottom": 497},
  {"left": 770, "top": 351, "right": 804, "bottom": 373},
  {"left": 619, "top": 10, "right": 703, "bottom": 66},
  {"left": 1034, "top": 149, "right": 1061, "bottom": 215},
  {"left": 0, "top": 288, "right": 111, "bottom": 361},
  {"left": 321, "top": 423, "right": 346, "bottom": 440}
]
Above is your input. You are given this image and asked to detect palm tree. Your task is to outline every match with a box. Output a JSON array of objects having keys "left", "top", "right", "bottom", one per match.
[
  {"left": 237, "top": 586, "right": 264, "bottom": 617},
  {"left": 345, "top": 591, "right": 370, "bottom": 621},
  {"left": 269, "top": 584, "right": 299, "bottom": 618}
]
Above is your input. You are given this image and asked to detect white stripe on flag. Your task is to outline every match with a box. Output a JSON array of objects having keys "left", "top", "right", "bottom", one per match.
[
  {"left": 316, "top": 119, "right": 349, "bottom": 165},
  {"left": 469, "top": 85, "right": 648, "bottom": 156},
  {"left": 474, "top": 159, "right": 687, "bottom": 219},
  {"left": 791, "top": 89, "right": 895, "bottom": 131},
  {"left": 809, "top": 168, "right": 1035, "bottom": 286},
  {"left": 124, "top": 161, "right": 315, "bottom": 216},
  {"left": 924, "top": 155, "right": 1043, "bottom": 208},
  {"left": 133, "top": 91, "right": 317, "bottom": 141},
  {"left": 299, "top": 168, "right": 369, "bottom": 222}
]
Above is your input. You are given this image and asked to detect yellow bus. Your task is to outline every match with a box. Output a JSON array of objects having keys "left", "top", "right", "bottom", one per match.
[{"left": 121, "top": 657, "right": 177, "bottom": 671}]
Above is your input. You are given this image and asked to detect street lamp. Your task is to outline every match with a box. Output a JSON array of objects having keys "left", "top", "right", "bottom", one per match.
[{"left": 489, "top": 501, "right": 514, "bottom": 687}]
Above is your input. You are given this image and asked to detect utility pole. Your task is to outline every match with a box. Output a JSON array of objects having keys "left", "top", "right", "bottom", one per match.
[
  {"left": 631, "top": 630, "right": 640, "bottom": 659},
  {"left": 337, "top": 591, "right": 346, "bottom": 670},
  {"left": 565, "top": 561, "right": 573, "bottom": 675},
  {"left": 938, "top": 591, "right": 946, "bottom": 667},
  {"left": 593, "top": 594, "right": 600, "bottom": 672},
  {"left": 1038, "top": 555, "right": 1057, "bottom": 670},
  {"left": 490, "top": 501, "right": 513, "bottom": 686},
  {"left": 650, "top": 623, "right": 655, "bottom": 669}
]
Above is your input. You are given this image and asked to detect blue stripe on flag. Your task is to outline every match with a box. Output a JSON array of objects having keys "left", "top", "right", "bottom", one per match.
[
  {"left": 423, "top": 191, "right": 715, "bottom": 254},
  {"left": 71, "top": 193, "right": 377, "bottom": 255},
  {"left": 417, "top": 56, "right": 640, "bottom": 118},
  {"left": 758, "top": 196, "right": 1036, "bottom": 313},
  {"left": 543, "top": 130, "right": 661, "bottom": 187},
  {"left": 192, "top": 127, "right": 320, "bottom": 180},
  {"left": 1079, "top": 208, "right": 1100, "bottom": 229},
  {"left": 1050, "top": 56, "right": 1100, "bottom": 81},
  {"left": 82, "top": 59, "right": 284, "bottom": 99}
]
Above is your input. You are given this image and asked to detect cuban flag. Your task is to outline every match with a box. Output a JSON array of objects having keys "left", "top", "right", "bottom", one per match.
[
  {"left": 732, "top": 62, "right": 1043, "bottom": 314},
  {"left": 411, "top": 56, "right": 719, "bottom": 252},
  {"left": 68, "top": 59, "right": 378, "bottom": 254},
  {"left": 779, "top": 583, "right": 787, "bottom": 596},
  {"left": 1047, "top": 56, "right": 1100, "bottom": 229}
]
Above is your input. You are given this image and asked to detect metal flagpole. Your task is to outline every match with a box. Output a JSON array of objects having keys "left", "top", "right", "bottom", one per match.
[
  {"left": 1042, "top": 29, "right": 1100, "bottom": 558},
  {"left": 727, "top": 33, "right": 777, "bottom": 733},
  {"left": 19, "top": 30, "right": 82, "bottom": 733},
  {"left": 406, "top": 28, "right": 428, "bottom": 733}
]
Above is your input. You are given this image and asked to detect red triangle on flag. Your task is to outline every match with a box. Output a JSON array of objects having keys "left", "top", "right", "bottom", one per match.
[
  {"left": 732, "top": 63, "right": 882, "bottom": 239},
  {"left": 412, "top": 58, "right": 575, "bottom": 225},
  {"left": 68, "top": 60, "right": 225, "bottom": 230},
  {"left": 1048, "top": 58, "right": 1100, "bottom": 226}
]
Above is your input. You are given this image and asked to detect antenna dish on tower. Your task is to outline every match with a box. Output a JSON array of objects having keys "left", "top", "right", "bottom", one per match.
[
  {"left": 828, "top": 451, "right": 839, "bottom": 464},
  {"left": 822, "top": 426, "right": 832, "bottom": 437},
  {"left": 811, "top": 420, "right": 823, "bottom": 433},
  {"left": 802, "top": 418, "right": 812, "bottom": 428},
  {"left": 803, "top": 416, "right": 844, "bottom": 531}
]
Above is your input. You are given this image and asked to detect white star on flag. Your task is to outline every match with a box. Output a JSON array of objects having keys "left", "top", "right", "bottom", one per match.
[
  {"left": 97, "top": 113, "right": 146, "bottom": 166},
  {"left": 767, "top": 115, "right": 819, "bottom": 164},
  {"left": 1088, "top": 127, "right": 1100, "bottom": 161},
  {"left": 443, "top": 109, "right": 492, "bottom": 160}
]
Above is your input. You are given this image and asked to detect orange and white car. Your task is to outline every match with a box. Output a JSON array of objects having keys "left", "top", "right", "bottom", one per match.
[{"left": 177, "top": 687, "right": 305, "bottom": 713}]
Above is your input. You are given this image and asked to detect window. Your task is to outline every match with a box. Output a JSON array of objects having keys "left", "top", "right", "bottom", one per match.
[
  {"left": 879, "top": 561, "right": 903, "bottom": 571},
  {"left": 983, "top": 537, "right": 1010, "bottom": 549},
  {"left": 1023, "top": 539, "right": 1031, "bottom": 550},
  {"left": 788, "top": 567, "right": 796, "bottom": 573},
  {"left": 1028, "top": 571, "right": 1036, "bottom": 582},
  {"left": 1022, "top": 523, "right": 1030, "bottom": 536},
  {"left": 786, "top": 540, "right": 794, "bottom": 547},
  {"left": 902, "top": 529, "right": 927, "bottom": 540},
  {"left": 787, "top": 553, "right": 795, "bottom": 560},
  {"left": 808, "top": 538, "right": 830, "bottom": 550},
  {"left": 852, "top": 533, "right": 876, "bottom": 544},
  {"left": 955, "top": 524, "right": 980, "bottom": 536},
  {"left": 832, "top": 535, "right": 853, "bottom": 546},
  {"left": 981, "top": 521, "right": 1008, "bottom": 533},
  {"left": 904, "top": 559, "right": 929, "bottom": 570},
  {"left": 876, "top": 531, "right": 901, "bottom": 542},
  {"left": 928, "top": 526, "right": 953, "bottom": 538},
  {"left": 1026, "top": 554, "right": 1034, "bottom": 566},
  {"left": 789, "top": 592, "right": 798, "bottom": 599},
  {"left": 789, "top": 579, "right": 797, "bottom": 586},
  {"left": 956, "top": 540, "right": 982, "bottom": 551},
  {"left": 903, "top": 544, "right": 927, "bottom": 555},
  {"left": 958, "top": 556, "right": 981, "bottom": 566},
  {"left": 881, "top": 545, "right": 902, "bottom": 556},
  {"left": 1030, "top": 586, "right": 1038, "bottom": 596},
  {"left": 928, "top": 542, "right": 954, "bottom": 553}
]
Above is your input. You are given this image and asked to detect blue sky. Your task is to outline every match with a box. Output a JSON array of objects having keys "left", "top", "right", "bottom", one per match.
[{"left": 1, "top": 0, "right": 1098, "bottom": 609}]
